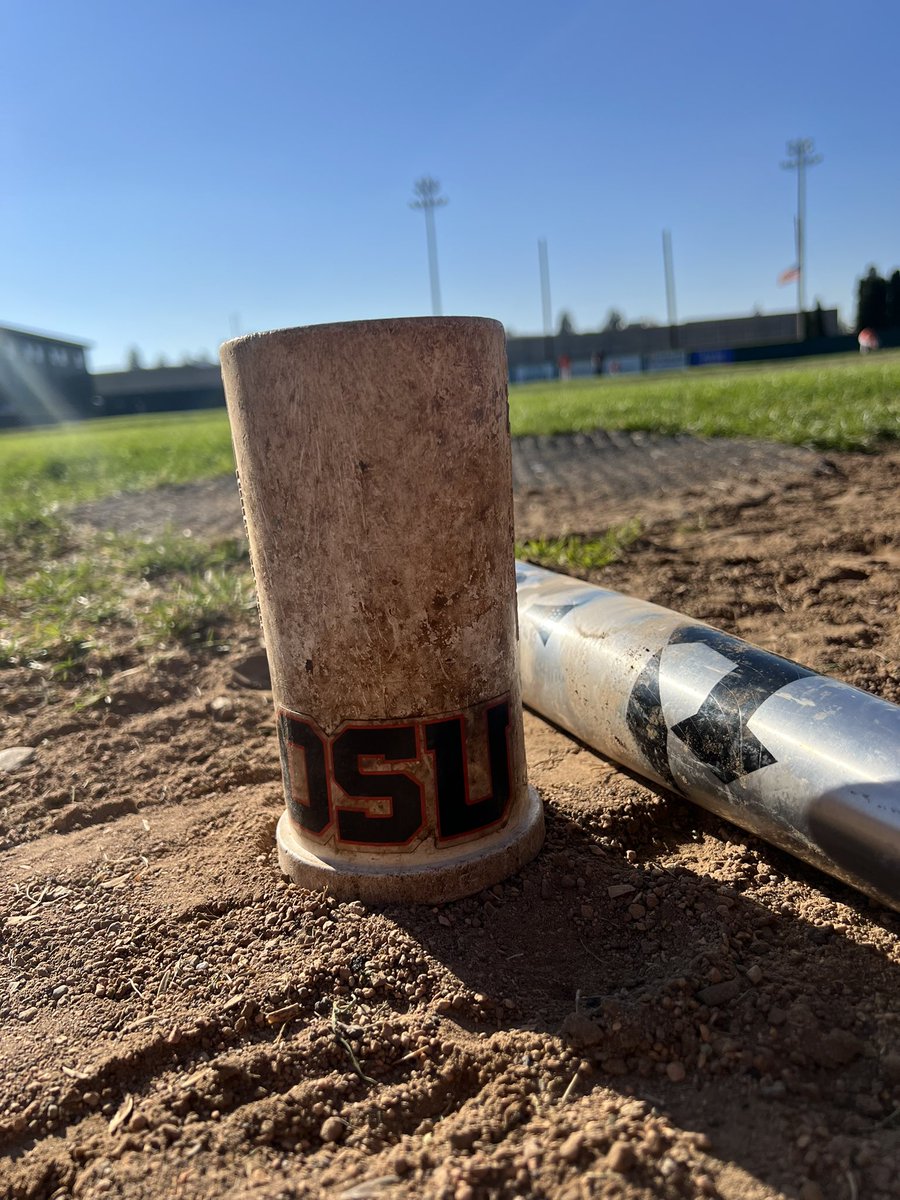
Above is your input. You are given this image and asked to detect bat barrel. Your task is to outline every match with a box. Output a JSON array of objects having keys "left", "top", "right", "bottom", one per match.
[{"left": 516, "top": 561, "right": 900, "bottom": 911}]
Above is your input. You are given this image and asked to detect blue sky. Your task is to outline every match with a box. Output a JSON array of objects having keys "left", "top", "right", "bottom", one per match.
[{"left": 3, "top": 0, "right": 898, "bottom": 369}]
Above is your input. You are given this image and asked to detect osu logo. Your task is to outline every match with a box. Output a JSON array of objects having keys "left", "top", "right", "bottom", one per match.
[{"left": 277, "top": 696, "right": 513, "bottom": 849}]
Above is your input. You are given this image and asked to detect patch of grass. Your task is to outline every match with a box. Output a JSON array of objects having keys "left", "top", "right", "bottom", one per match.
[
  {"left": 509, "top": 352, "right": 900, "bottom": 450},
  {"left": 140, "top": 568, "right": 255, "bottom": 646},
  {"left": 0, "top": 409, "right": 235, "bottom": 552},
  {"left": 127, "top": 529, "right": 248, "bottom": 580},
  {"left": 0, "top": 527, "right": 255, "bottom": 673},
  {"left": 516, "top": 521, "right": 642, "bottom": 573},
  {"left": 0, "top": 498, "right": 72, "bottom": 560}
]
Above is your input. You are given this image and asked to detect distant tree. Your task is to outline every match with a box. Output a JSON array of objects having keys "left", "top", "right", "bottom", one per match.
[
  {"left": 856, "top": 266, "right": 888, "bottom": 331},
  {"left": 154, "top": 353, "right": 169, "bottom": 369},
  {"left": 603, "top": 308, "right": 625, "bottom": 332},
  {"left": 557, "top": 311, "right": 576, "bottom": 336},
  {"left": 126, "top": 346, "right": 144, "bottom": 370},
  {"left": 886, "top": 270, "right": 900, "bottom": 330}
]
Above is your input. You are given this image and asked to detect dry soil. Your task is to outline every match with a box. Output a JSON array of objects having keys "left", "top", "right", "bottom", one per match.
[{"left": 1, "top": 439, "right": 898, "bottom": 1200}]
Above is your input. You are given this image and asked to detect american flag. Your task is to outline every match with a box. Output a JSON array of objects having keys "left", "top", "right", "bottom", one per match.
[{"left": 778, "top": 265, "right": 800, "bottom": 285}]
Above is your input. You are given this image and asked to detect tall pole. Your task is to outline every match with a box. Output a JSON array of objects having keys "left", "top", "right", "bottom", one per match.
[
  {"left": 410, "top": 177, "right": 448, "bottom": 316},
  {"left": 662, "top": 229, "right": 678, "bottom": 347},
  {"left": 538, "top": 238, "right": 554, "bottom": 366},
  {"left": 781, "top": 138, "right": 822, "bottom": 340},
  {"left": 538, "top": 238, "right": 552, "bottom": 336}
]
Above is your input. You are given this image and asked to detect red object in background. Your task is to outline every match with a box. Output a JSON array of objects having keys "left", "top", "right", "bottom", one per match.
[{"left": 858, "top": 328, "right": 880, "bottom": 352}]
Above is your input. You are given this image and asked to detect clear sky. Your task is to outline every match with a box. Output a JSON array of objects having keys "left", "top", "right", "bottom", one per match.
[{"left": 3, "top": 0, "right": 898, "bottom": 370}]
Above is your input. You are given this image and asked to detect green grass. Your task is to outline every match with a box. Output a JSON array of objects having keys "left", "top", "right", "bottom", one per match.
[
  {"left": 1, "top": 351, "right": 898, "bottom": 682},
  {"left": 0, "top": 354, "right": 897, "bottom": 540},
  {"left": 516, "top": 521, "right": 642, "bottom": 573},
  {"left": 0, "top": 528, "right": 254, "bottom": 675},
  {"left": 0, "top": 409, "right": 235, "bottom": 522},
  {"left": 509, "top": 352, "right": 900, "bottom": 449}
]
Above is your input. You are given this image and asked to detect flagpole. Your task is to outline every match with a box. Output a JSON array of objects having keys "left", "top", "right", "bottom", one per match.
[{"left": 801, "top": 212, "right": 806, "bottom": 338}]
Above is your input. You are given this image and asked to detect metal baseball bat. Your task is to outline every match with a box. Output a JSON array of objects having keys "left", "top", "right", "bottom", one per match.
[{"left": 516, "top": 561, "right": 900, "bottom": 911}]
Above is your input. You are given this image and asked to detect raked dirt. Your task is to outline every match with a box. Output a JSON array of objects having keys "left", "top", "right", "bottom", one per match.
[{"left": 1, "top": 442, "right": 898, "bottom": 1200}]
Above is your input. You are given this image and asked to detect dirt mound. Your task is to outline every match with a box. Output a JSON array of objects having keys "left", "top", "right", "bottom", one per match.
[{"left": 1, "top": 447, "right": 898, "bottom": 1200}]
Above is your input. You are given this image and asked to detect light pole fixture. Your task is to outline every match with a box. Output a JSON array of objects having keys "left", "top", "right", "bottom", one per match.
[
  {"left": 781, "top": 138, "right": 822, "bottom": 339},
  {"left": 410, "top": 177, "right": 448, "bottom": 316}
]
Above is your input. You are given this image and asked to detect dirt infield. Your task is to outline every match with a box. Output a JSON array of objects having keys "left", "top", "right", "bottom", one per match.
[
  {"left": 70, "top": 432, "right": 826, "bottom": 543},
  {"left": 1, "top": 440, "right": 898, "bottom": 1200}
]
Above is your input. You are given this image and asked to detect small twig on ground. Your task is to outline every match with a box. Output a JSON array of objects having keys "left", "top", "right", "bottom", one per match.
[
  {"left": 579, "top": 936, "right": 605, "bottom": 966},
  {"left": 560, "top": 1064, "right": 583, "bottom": 1104},
  {"left": 845, "top": 1169, "right": 858, "bottom": 1200},
  {"left": 331, "top": 1002, "right": 376, "bottom": 1085}
]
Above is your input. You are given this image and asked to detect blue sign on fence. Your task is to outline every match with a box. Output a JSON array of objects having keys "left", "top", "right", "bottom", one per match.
[{"left": 689, "top": 349, "right": 735, "bottom": 366}]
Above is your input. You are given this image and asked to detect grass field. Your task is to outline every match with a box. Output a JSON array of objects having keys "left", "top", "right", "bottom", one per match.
[
  {"left": 1, "top": 353, "right": 898, "bottom": 681},
  {"left": 1, "top": 352, "right": 899, "bottom": 524},
  {"left": 511, "top": 352, "right": 900, "bottom": 445}
]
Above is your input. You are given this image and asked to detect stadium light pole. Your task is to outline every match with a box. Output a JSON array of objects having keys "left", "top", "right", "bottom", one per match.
[
  {"left": 410, "top": 177, "right": 448, "bottom": 316},
  {"left": 537, "top": 238, "right": 553, "bottom": 337},
  {"left": 781, "top": 138, "right": 822, "bottom": 340},
  {"left": 662, "top": 229, "right": 678, "bottom": 347}
]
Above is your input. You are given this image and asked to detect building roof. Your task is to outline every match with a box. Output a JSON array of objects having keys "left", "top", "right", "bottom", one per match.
[
  {"left": 93, "top": 364, "right": 222, "bottom": 397},
  {"left": 0, "top": 322, "right": 92, "bottom": 348}
]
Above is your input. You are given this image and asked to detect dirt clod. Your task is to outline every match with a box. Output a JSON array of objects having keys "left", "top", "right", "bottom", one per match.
[{"left": 607, "top": 1141, "right": 636, "bottom": 1173}]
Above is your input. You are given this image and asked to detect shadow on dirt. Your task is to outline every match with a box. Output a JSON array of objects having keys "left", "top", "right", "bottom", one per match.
[{"left": 388, "top": 799, "right": 900, "bottom": 1196}]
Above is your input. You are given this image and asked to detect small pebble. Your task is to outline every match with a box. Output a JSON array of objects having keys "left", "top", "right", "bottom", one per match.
[
  {"left": 208, "top": 696, "right": 235, "bottom": 720},
  {"left": 606, "top": 1141, "right": 635, "bottom": 1173},
  {"left": 559, "top": 1130, "right": 584, "bottom": 1162},
  {"left": 666, "top": 1061, "right": 686, "bottom": 1083},
  {"left": 320, "top": 1116, "right": 344, "bottom": 1143},
  {"left": 696, "top": 979, "right": 740, "bottom": 1006},
  {"left": 746, "top": 964, "right": 763, "bottom": 985},
  {"left": 0, "top": 746, "right": 36, "bottom": 773},
  {"left": 607, "top": 884, "right": 635, "bottom": 899}
]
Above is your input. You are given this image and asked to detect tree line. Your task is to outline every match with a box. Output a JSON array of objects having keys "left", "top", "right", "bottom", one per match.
[{"left": 856, "top": 266, "right": 900, "bottom": 332}]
